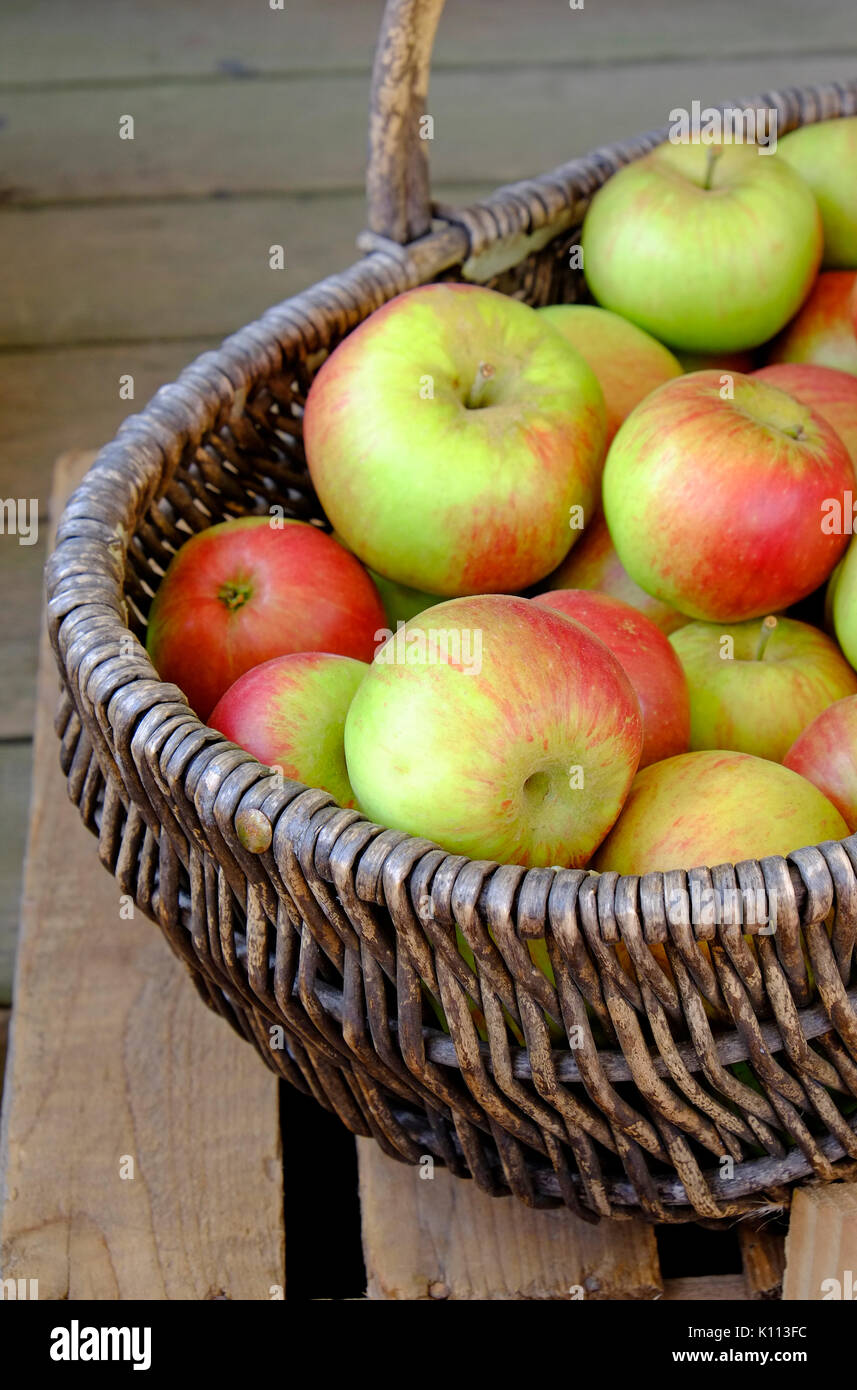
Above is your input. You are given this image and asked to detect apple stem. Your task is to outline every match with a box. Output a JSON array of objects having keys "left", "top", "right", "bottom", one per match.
[
  {"left": 466, "top": 361, "right": 495, "bottom": 409},
  {"left": 702, "top": 144, "right": 724, "bottom": 191},
  {"left": 217, "top": 580, "right": 252, "bottom": 612},
  {"left": 754, "top": 615, "right": 778, "bottom": 661}
]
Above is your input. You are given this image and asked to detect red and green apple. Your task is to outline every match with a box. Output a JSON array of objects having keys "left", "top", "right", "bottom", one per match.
[
  {"left": 767, "top": 270, "right": 857, "bottom": 375},
  {"left": 304, "top": 284, "right": 607, "bottom": 597},
  {"left": 533, "top": 588, "right": 690, "bottom": 767},
  {"left": 783, "top": 694, "right": 857, "bottom": 832},
  {"left": 209, "top": 651, "right": 367, "bottom": 808},
  {"left": 146, "top": 516, "right": 385, "bottom": 719},
  {"left": 603, "top": 370, "right": 855, "bottom": 621},
  {"left": 343, "top": 594, "right": 642, "bottom": 867},
  {"left": 581, "top": 141, "right": 822, "bottom": 352},
  {"left": 670, "top": 614, "right": 857, "bottom": 762},
  {"left": 537, "top": 303, "right": 682, "bottom": 444},
  {"left": 593, "top": 750, "right": 848, "bottom": 875},
  {"left": 544, "top": 510, "right": 689, "bottom": 635}
]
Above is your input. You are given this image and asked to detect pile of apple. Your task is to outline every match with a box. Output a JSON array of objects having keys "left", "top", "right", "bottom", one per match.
[{"left": 147, "top": 120, "right": 857, "bottom": 885}]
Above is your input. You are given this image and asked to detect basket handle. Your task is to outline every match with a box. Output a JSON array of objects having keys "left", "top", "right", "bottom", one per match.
[{"left": 366, "top": 0, "right": 446, "bottom": 244}]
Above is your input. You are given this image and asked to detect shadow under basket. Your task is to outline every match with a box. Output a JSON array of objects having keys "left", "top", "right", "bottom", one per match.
[{"left": 45, "top": 0, "right": 857, "bottom": 1222}]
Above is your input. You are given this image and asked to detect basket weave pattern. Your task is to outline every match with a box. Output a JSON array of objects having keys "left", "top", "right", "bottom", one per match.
[{"left": 47, "top": 73, "right": 857, "bottom": 1222}]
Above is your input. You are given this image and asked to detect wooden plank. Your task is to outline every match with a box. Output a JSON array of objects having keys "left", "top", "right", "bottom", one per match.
[
  {"left": 4, "top": 55, "right": 857, "bottom": 205},
  {"left": 1, "top": 0, "right": 855, "bottom": 86},
  {"left": 357, "top": 1139, "right": 662, "bottom": 1300},
  {"left": 0, "top": 743, "right": 33, "bottom": 1006},
  {"left": 0, "top": 187, "right": 491, "bottom": 348},
  {"left": 782, "top": 1184, "right": 857, "bottom": 1301},
  {"left": 0, "top": 450, "right": 284, "bottom": 1300},
  {"left": 0, "top": 344, "right": 215, "bottom": 745},
  {"left": 0, "top": 540, "right": 44, "bottom": 741},
  {"left": 738, "top": 1221, "right": 786, "bottom": 1300},
  {"left": 0, "top": 341, "right": 214, "bottom": 505},
  {"left": 662, "top": 1274, "right": 748, "bottom": 1300},
  {"left": 0, "top": 1009, "right": 9, "bottom": 1106}
]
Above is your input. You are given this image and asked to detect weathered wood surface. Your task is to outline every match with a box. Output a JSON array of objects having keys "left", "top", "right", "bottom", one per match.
[
  {"left": 738, "top": 1221, "right": 786, "bottom": 1300},
  {"left": 661, "top": 1274, "right": 748, "bottom": 1301},
  {"left": 357, "top": 1139, "right": 663, "bottom": 1300},
  {"left": 0, "top": 451, "right": 284, "bottom": 1300},
  {"left": 5, "top": 56, "right": 855, "bottom": 205},
  {"left": 0, "top": 745, "right": 33, "bottom": 1004},
  {"left": 782, "top": 1184, "right": 857, "bottom": 1301},
  {"left": 1, "top": 0, "right": 855, "bottom": 85},
  {"left": 0, "top": 186, "right": 491, "bottom": 348}
]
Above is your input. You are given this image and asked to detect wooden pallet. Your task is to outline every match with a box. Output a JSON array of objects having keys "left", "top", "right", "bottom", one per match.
[{"left": 1, "top": 451, "right": 855, "bottom": 1302}]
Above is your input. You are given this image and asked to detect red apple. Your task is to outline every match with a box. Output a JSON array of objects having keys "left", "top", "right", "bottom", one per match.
[
  {"left": 532, "top": 589, "right": 690, "bottom": 767},
  {"left": 209, "top": 652, "right": 368, "bottom": 808},
  {"left": 767, "top": 270, "right": 857, "bottom": 376},
  {"left": 544, "top": 511, "right": 689, "bottom": 636},
  {"left": 783, "top": 694, "right": 857, "bottom": 832},
  {"left": 537, "top": 304, "right": 682, "bottom": 444},
  {"left": 593, "top": 750, "right": 848, "bottom": 876},
  {"left": 753, "top": 362, "right": 857, "bottom": 465},
  {"left": 146, "top": 517, "right": 386, "bottom": 719},
  {"left": 344, "top": 594, "right": 642, "bottom": 868},
  {"left": 603, "top": 371, "right": 856, "bottom": 622}
]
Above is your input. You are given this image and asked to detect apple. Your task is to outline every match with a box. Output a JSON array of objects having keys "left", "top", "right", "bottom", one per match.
[
  {"left": 304, "top": 284, "right": 607, "bottom": 597},
  {"left": 146, "top": 516, "right": 386, "bottom": 720},
  {"left": 533, "top": 588, "right": 690, "bottom": 767},
  {"left": 778, "top": 116, "right": 857, "bottom": 268},
  {"left": 209, "top": 652, "right": 368, "bottom": 808},
  {"left": 581, "top": 141, "right": 822, "bottom": 353},
  {"left": 544, "top": 510, "right": 689, "bottom": 636},
  {"left": 832, "top": 533, "right": 857, "bottom": 669},
  {"left": 670, "top": 614, "right": 857, "bottom": 762},
  {"left": 593, "top": 750, "right": 848, "bottom": 876},
  {"left": 603, "top": 370, "right": 855, "bottom": 622},
  {"left": 767, "top": 270, "right": 857, "bottom": 375},
  {"left": 753, "top": 362, "right": 857, "bottom": 465},
  {"left": 343, "top": 594, "right": 642, "bottom": 868},
  {"left": 537, "top": 304, "right": 682, "bottom": 444},
  {"left": 783, "top": 694, "right": 857, "bottom": 832}
]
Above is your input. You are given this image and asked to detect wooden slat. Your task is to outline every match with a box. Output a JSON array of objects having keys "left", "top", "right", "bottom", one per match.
[
  {"left": 0, "top": 341, "right": 214, "bottom": 503},
  {"left": 357, "top": 1140, "right": 662, "bottom": 1300},
  {"left": 0, "top": 743, "right": 33, "bottom": 1005},
  {"left": 0, "top": 187, "right": 491, "bottom": 348},
  {"left": 1, "top": 0, "right": 855, "bottom": 86},
  {"left": 782, "top": 1185, "right": 857, "bottom": 1301},
  {"left": 4, "top": 55, "right": 856, "bottom": 205},
  {"left": 738, "top": 1221, "right": 786, "bottom": 1300},
  {"left": 662, "top": 1274, "right": 749, "bottom": 1300},
  {"left": 0, "top": 450, "right": 284, "bottom": 1300},
  {"left": 0, "top": 1009, "right": 9, "bottom": 1104},
  {"left": 0, "top": 539, "right": 44, "bottom": 741}
]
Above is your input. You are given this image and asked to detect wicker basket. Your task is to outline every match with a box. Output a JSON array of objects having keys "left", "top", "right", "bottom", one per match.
[{"left": 46, "top": 0, "right": 857, "bottom": 1223}]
